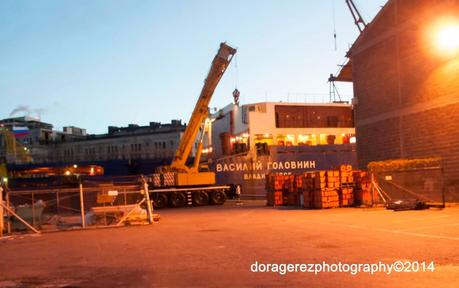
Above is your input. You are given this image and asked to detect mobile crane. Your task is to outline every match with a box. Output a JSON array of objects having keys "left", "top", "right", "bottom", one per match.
[{"left": 149, "top": 43, "right": 237, "bottom": 208}]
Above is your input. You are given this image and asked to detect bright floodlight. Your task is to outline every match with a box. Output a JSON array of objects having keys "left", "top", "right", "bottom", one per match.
[{"left": 436, "top": 22, "right": 459, "bottom": 55}]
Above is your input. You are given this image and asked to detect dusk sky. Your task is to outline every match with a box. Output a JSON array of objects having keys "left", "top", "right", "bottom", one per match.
[{"left": 1, "top": 0, "right": 387, "bottom": 134}]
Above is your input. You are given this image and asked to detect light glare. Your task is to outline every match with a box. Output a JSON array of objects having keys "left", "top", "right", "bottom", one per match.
[{"left": 436, "top": 22, "right": 459, "bottom": 55}]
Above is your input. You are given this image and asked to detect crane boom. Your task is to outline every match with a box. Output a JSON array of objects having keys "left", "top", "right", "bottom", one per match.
[
  {"left": 345, "top": 0, "right": 367, "bottom": 33},
  {"left": 170, "top": 43, "right": 236, "bottom": 172}
]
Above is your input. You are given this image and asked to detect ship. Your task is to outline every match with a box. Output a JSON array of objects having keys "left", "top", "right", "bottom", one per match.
[{"left": 204, "top": 101, "right": 358, "bottom": 199}]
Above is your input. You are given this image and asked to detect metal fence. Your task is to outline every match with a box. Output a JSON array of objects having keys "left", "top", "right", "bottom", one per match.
[
  {"left": 371, "top": 166, "right": 445, "bottom": 207},
  {"left": 1, "top": 176, "right": 156, "bottom": 236}
]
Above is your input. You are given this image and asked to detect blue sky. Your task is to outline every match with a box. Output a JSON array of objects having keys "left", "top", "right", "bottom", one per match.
[{"left": 0, "top": 0, "right": 387, "bottom": 134}]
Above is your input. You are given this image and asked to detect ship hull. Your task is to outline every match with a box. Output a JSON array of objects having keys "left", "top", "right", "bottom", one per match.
[{"left": 211, "top": 144, "right": 357, "bottom": 199}]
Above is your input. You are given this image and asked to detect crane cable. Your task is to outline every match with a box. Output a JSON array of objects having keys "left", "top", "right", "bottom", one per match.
[
  {"left": 232, "top": 53, "right": 240, "bottom": 105},
  {"left": 332, "top": 0, "right": 337, "bottom": 51}
]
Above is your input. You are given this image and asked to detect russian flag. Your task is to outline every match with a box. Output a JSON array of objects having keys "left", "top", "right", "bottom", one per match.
[{"left": 13, "top": 126, "right": 29, "bottom": 137}]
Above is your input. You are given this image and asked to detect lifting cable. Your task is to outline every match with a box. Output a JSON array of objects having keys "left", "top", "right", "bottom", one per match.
[
  {"left": 232, "top": 53, "right": 241, "bottom": 105},
  {"left": 332, "top": 0, "right": 337, "bottom": 51}
]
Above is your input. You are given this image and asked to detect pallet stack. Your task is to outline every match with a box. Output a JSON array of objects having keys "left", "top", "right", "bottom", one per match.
[
  {"left": 266, "top": 174, "right": 284, "bottom": 206},
  {"left": 300, "top": 172, "right": 316, "bottom": 208},
  {"left": 338, "top": 165, "right": 355, "bottom": 207},
  {"left": 340, "top": 187, "right": 354, "bottom": 207},
  {"left": 313, "top": 188, "right": 340, "bottom": 209},
  {"left": 266, "top": 168, "right": 373, "bottom": 209},
  {"left": 301, "top": 171, "right": 340, "bottom": 209},
  {"left": 326, "top": 170, "right": 340, "bottom": 188},
  {"left": 274, "top": 190, "right": 283, "bottom": 206},
  {"left": 339, "top": 165, "right": 354, "bottom": 185},
  {"left": 282, "top": 174, "right": 298, "bottom": 206},
  {"left": 265, "top": 174, "right": 298, "bottom": 206},
  {"left": 353, "top": 171, "right": 373, "bottom": 206},
  {"left": 313, "top": 170, "right": 340, "bottom": 208}
]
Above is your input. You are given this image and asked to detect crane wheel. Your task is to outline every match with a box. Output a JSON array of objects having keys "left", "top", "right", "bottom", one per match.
[
  {"left": 210, "top": 190, "right": 226, "bottom": 205},
  {"left": 153, "top": 193, "right": 168, "bottom": 209},
  {"left": 169, "top": 192, "right": 186, "bottom": 208},
  {"left": 193, "top": 191, "right": 209, "bottom": 206}
]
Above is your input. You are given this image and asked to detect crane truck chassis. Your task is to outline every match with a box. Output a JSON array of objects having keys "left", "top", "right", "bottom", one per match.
[{"left": 148, "top": 183, "right": 237, "bottom": 209}]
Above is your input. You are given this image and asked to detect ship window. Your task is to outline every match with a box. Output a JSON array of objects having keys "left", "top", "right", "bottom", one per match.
[
  {"left": 255, "top": 143, "right": 269, "bottom": 156},
  {"left": 231, "top": 142, "right": 248, "bottom": 154},
  {"left": 297, "top": 134, "right": 313, "bottom": 146},
  {"left": 276, "top": 135, "right": 286, "bottom": 146},
  {"left": 319, "top": 134, "right": 328, "bottom": 145},
  {"left": 254, "top": 134, "right": 274, "bottom": 146},
  {"left": 275, "top": 105, "right": 354, "bottom": 128}
]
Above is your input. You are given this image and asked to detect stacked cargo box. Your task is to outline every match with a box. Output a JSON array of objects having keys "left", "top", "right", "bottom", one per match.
[
  {"left": 300, "top": 171, "right": 339, "bottom": 209},
  {"left": 339, "top": 165, "right": 354, "bottom": 184},
  {"left": 265, "top": 174, "right": 298, "bottom": 206},
  {"left": 313, "top": 188, "right": 340, "bottom": 209},
  {"left": 353, "top": 171, "right": 373, "bottom": 206},
  {"left": 266, "top": 174, "right": 283, "bottom": 206},
  {"left": 326, "top": 170, "right": 340, "bottom": 189},
  {"left": 301, "top": 172, "right": 316, "bottom": 208},
  {"left": 340, "top": 187, "right": 354, "bottom": 207},
  {"left": 338, "top": 165, "right": 355, "bottom": 207},
  {"left": 283, "top": 175, "right": 298, "bottom": 206},
  {"left": 266, "top": 168, "right": 373, "bottom": 209},
  {"left": 316, "top": 171, "right": 340, "bottom": 208}
]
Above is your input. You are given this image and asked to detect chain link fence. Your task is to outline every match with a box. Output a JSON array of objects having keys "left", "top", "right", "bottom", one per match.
[
  {"left": 370, "top": 163, "right": 446, "bottom": 208},
  {"left": 1, "top": 176, "right": 157, "bottom": 235}
]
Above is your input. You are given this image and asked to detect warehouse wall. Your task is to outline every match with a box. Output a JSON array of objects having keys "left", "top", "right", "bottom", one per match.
[{"left": 351, "top": 0, "right": 459, "bottom": 186}]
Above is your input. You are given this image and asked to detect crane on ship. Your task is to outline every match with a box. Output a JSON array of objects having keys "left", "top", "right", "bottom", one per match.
[{"left": 328, "top": 0, "right": 367, "bottom": 102}]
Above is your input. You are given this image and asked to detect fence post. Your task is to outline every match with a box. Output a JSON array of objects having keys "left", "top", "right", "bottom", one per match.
[
  {"left": 370, "top": 172, "right": 375, "bottom": 207},
  {"left": 441, "top": 167, "right": 446, "bottom": 208},
  {"left": 0, "top": 187, "right": 3, "bottom": 237},
  {"left": 32, "top": 191, "right": 36, "bottom": 227},
  {"left": 56, "top": 191, "right": 60, "bottom": 215},
  {"left": 6, "top": 192, "right": 11, "bottom": 234},
  {"left": 142, "top": 176, "right": 154, "bottom": 224},
  {"left": 79, "top": 182, "right": 86, "bottom": 228}
]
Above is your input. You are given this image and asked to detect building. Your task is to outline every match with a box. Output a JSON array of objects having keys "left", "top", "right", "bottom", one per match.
[
  {"left": 52, "top": 120, "right": 184, "bottom": 164},
  {"left": 204, "top": 102, "right": 357, "bottom": 198},
  {"left": 0, "top": 116, "right": 58, "bottom": 164},
  {"left": 0, "top": 117, "right": 186, "bottom": 173},
  {"left": 334, "top": 0, "right": 459, "bottom": 191}
]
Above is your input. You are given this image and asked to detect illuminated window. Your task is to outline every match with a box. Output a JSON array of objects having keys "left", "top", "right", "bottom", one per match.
[{"left": 254, "top": 134, "right": 274, "bottom": 146}]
